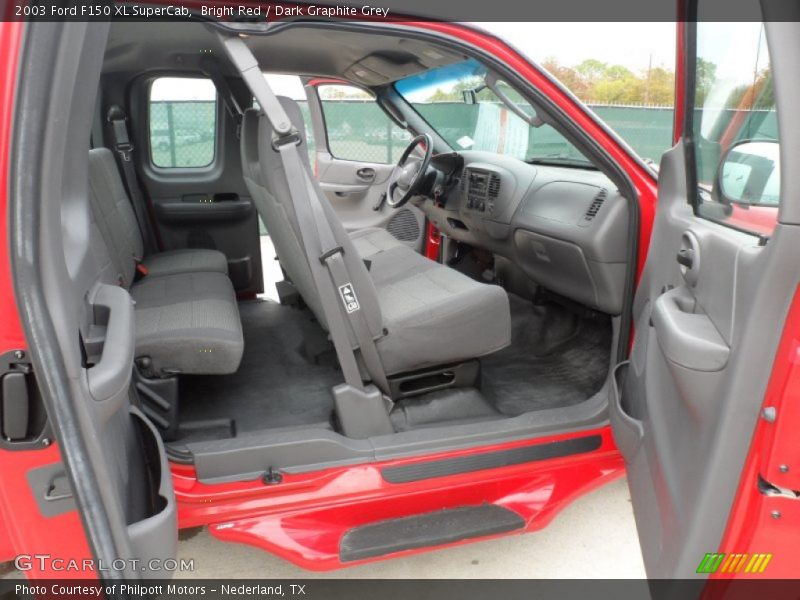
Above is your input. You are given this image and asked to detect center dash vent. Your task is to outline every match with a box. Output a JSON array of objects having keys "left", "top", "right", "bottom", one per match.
[
  {"left": 584, "top": 188, "right": 608, "bottom": 221},
  {"left": 488, "top": 174, "right": 501, "bottom": 198}
]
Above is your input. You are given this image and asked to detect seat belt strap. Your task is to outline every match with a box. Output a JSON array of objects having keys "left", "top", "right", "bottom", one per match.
[
  {"left": 279, "top": 141, "right": 391, "bottom": 394},
  {"left": 200, "top": 56, "right": 244, "bottom": 140},
  {"left": 220, "top": 34, "right": 391, "bottom": 394},
  {"left": 107, "top": 106, "right": 157, "bottom": 256}
]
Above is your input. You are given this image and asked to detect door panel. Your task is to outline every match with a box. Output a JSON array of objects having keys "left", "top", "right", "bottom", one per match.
[
  {"left": 8, "top": 22, "right": 179, "bottom": 578},
  {"left": 149, "top": 192, "right": 260, "bottom": 292},
  {"left": 316, "top": 152, "right": 425, "bottom": 246},
  {"left": 307, "top": 84, "right": 426, "bottom": 251},
  {"left": 619, "top": 142, "right": 798, "bottom": 577},
  {"left": 132, "top": 75, "right": 263, "bottom": 295},
  {"left": 617, "top": 14, "right": 800, "bottom": 577}
]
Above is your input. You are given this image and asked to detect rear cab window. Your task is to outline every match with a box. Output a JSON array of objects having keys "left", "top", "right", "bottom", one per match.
[
  {"left": 148, "top": 77, "right": 217, "bottom": 168},
  {"left": 689, "top": 20, "right": 778, "bottom": 236}
]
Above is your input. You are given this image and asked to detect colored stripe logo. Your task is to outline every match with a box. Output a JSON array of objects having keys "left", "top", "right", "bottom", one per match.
[{"left": 697, "top": 553, "right": 772, "bottom": 574}]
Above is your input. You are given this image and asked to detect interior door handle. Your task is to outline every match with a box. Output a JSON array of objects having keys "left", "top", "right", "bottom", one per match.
[
  {"left": 356, "top": 167, "right": 376, "bottom": 182},
  {"left": 678, "top": 231, "right": 701, "bottom": 286},
  {"left": 676, "top": 248, "right": 694, "bottom": 269}
]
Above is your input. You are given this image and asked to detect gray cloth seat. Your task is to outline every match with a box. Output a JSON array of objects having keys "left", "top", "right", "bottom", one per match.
[
  {"left": 88, "top": 148, "right": 229, "bottom": 281},
  {"left": 142, "top": 248, "right": 228, "bottom": 279},
  {"left": 130, "top": 271, "right": 244, "bottom": 375},
  {"left": 241, "top": 102, "right": 510, "bottom": 378},
  {"left": 371, "top": 247, "right": 511, "bottom": 374},
  {"left": 350, "top": 226, "right": 407, "bottom": 258},
  {"left": 88, "top": 148, "right": 244, "bottom": 376}
]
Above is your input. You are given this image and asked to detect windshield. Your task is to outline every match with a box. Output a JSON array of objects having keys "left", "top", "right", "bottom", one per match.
[{"left": 395, "top": 59, "right": 593, "bottom": 167}]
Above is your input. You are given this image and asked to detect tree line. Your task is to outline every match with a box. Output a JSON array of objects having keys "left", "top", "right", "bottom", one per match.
[{"left": 541, "top": 57, "right": 677, "bottom": 106}]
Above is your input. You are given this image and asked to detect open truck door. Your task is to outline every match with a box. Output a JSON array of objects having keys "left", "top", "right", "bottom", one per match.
[
  {"left": 612, "top": 4, "right": 800, "bottom": 578},
  {"left": 0, "top": 22, "right": 178, "bottom": 580}
]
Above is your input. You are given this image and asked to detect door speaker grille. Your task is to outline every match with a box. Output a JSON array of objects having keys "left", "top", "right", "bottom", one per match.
[{"left": 387, "top": 208, "right": 421, "bottom": 242}]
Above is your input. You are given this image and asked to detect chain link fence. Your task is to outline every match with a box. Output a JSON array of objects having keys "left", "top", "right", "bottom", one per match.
[
  {"left": 319, "top": 100, "right": 678, "bottom": 164},
  {"left": 150, "top": 101, "right": 217, "bottom": 168},
  {"left": 320, "top": 100, "right": 411, "bottom": 164},
  {"left": 150, "top": 99, "right": 778, "bottom": 175},
  {"left": 319, "top": 101, "right": 777, "bottom": 168}
]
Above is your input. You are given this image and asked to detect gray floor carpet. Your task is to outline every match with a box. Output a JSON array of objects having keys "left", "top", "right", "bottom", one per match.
[
  {"left": 480, "top": 294, "right": 612, "bottom": 415},
  {"left": 178, "top": 293, "right": 611, "bottom": 441},
  {"left": 178, "top": 299, "right": 340, "bottom": 439}
]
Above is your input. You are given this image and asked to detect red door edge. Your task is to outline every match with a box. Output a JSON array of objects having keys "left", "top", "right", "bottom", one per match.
[
  {"left": 0, "top": 26, "right": 25, "bottom": 354},
  {"left": 423, "top": 219, "right": 441, "bottom": 261},
  {"left": 0, "top": 21, "right": 96, "bottom": 579},
  {"left": 709, "top": 285, "right": 800, "bottom": 580}
]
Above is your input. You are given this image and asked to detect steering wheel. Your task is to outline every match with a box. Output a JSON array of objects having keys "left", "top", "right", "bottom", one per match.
[{"left": 386, "top": 133, "right": 433, "bottom": 208}]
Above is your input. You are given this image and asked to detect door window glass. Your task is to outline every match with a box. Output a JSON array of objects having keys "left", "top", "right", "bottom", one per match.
[
  {"left": 691, "top": 21, "right": 778, "bottom": 235},
  {"left": 318, "top": 84, "right": 411, "bottom": 164}
]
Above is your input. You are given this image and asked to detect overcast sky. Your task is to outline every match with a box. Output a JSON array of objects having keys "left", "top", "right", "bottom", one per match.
[{"left": 480, "top": 22, "right": 677, "bottom": 72}]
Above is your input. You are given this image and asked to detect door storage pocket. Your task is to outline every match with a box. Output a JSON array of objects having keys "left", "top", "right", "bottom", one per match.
[
  {"left": 127, "top": 407, "right": 178, "bottom": 576},
  {"left": 609, "top": 361, "right": 644, "bottom": 462}
]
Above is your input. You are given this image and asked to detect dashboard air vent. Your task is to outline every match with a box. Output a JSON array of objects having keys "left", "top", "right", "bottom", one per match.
[
  {"left": 584, "top": 188, "right": 608, "bottom": 221},
  {"left": 488, "top": 174, "right": 501, "bottom": 198},
  {"left": 460, "top": 168, "right": 469, "bottom": 194}
]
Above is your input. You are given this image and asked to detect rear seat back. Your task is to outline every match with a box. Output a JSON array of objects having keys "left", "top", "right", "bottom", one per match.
[
  {"left": 87, "top": 148, "right": 244, "bottom": 377},
  {"left": 88, "top": 148, "right": 143, "bottom": 287}
]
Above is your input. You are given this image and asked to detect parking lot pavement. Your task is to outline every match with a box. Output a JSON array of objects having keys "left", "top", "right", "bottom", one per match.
[{"left": 175, "top": 476, "right": 645, "bottom": 579}]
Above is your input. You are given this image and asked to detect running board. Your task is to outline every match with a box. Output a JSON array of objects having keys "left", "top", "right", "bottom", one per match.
[{"left": 339, "top": 504, "right": 524, "bottom": 562}]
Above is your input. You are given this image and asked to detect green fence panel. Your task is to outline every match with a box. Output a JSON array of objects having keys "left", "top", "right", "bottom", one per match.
[
  {"left": 150, "top": 101, "right": 216, "bottom": 168},
  {"left": 152, "top": 100, "right": 777, "bottom": 177}
]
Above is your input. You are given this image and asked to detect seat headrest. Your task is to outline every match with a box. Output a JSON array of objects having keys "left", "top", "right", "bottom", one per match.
[{"left": 259, "top": 96, "right": 308, "bottom": 146}]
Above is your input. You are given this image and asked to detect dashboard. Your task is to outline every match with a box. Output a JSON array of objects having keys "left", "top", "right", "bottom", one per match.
[{"left": 417, "top": 151, "right": 631, "bottom": 315}]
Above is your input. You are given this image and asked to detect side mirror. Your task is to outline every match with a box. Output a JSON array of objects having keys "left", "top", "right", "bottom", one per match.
[
  {"left": 462, "top": 89, "right": 477, "bottom": 105},
  {"left": 716, "top": 139, "right": 780, "bottom": 207}
]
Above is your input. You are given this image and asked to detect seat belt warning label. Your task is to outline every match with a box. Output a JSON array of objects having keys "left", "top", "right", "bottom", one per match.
[{"left": 339, "top": 283, "right": 360, "bottom": 313}]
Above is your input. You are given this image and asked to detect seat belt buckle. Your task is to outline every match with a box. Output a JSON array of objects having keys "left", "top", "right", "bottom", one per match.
[
  {"left": 319, "top": 246, "right": 344, "bottom": 264},
  {"left": 116, "top": 142, "right": 134, "bottom": 162},
  {"left": 133, "top": 257, "right": 149, "bottom": 278}
]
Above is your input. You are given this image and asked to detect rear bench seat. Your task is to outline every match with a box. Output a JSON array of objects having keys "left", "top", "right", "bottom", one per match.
[{"left": 88, "top": 148, "right": 244, "bottom": 376}]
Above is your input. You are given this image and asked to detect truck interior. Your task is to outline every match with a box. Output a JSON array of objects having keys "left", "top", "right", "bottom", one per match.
[
  {"left": 19, "top": 19, "right": 639, "bottom": 486},
  {"left": 10, "top": 9, "right": 800, "bottom": 579}
]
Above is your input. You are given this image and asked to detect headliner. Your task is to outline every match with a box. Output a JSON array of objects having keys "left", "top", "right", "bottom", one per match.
[{"left": 103, "top": 21, "right": 466, "bottom": 87}]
